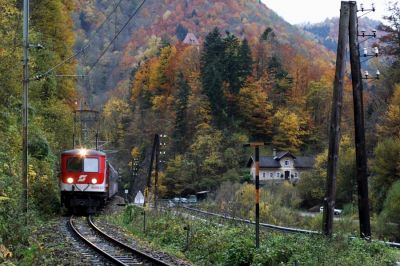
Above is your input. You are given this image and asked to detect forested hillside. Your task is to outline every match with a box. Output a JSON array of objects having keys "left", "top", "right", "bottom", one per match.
[
  {"left": 73, "top": 0, "right": 337, "bottom": 191},
  {"left": 107, "top": 26, "right": 336, "bottom": 196},
  {"left": 301, "top": 17, "right": 383, "bottom": 52},
  {"left": 73, "top": 0, "right": 334, "bottom": 104},
  {"left": 0, "top": 0, "right": 77, "bottom": 260}
]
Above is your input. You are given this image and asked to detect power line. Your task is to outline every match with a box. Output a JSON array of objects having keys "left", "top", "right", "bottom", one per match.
[
  {"left": 86, "top": 0, "right": 147, "bottom": 74},
  {"left": 93, "top": 0, "right": 124, "bottom": 38},
  {"left": 33, "top": 0, "right": 124, "bottom": 80}
]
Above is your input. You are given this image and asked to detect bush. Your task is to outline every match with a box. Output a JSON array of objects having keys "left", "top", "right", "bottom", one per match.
[
  {"left": 377, "top": 180, "right": 400, "bottom": 241},
  {"left": 28, "top": 135, "right": 49, "bottom": 160},
  {"left": 371, "top": 138, "right": 400, "bottom": 212},
  {"left": 253, "top": 235, "right": 297, "bottom": 265},
  {"left": 223, "top": 235, "right": 255, "bottom": 266},
  {"left": 29, "top": 158, "right": 60, "bottom": 215}
]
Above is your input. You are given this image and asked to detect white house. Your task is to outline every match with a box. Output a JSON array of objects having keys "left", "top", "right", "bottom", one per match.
[
  {"left": 247, "top": 150, "right": 314, "bottom": 183},
  {"left": 183, "top": 32, "right": 200, "bottom": 46}
]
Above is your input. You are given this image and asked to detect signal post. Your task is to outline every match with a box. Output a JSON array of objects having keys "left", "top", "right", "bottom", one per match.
[{"left": 243, "top": 142, "right": 264, "bottom": 249}]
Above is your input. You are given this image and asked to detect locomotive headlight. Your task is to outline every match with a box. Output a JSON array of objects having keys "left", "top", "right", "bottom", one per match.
[
  {"left": 66, "top": 177, "right": 74, "bottom": 184},
  {"left": 79, "top": 148, "right": 87, "bottom": 157},
  {"left": 91, "top": 178, "right": 98, "bottom": 184}
]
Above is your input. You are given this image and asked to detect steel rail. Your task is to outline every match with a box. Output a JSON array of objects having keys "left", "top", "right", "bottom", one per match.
[
  {"left": 385, "top": 241, "right": 400, "bottom": 248},
  {"left": 88, "top": 215, "right": 172, "bottom": 266},
  {"left": 182, "top": 206, "right": 319, "bottom": 235},
  {"left": 182, "top": 206, "right": 400, "bottom": 248},
  {"left": 68, "top": 216, "right": 128, "bottom": 265}
]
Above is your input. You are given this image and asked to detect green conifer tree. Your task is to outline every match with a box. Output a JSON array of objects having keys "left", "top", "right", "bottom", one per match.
[
  {"left": 173, "top": 73, "right": 191, "bottom": 153},
  {"left": 200, "top": 28, "right": 227, "bottom": 127},
  {"left": 223, "top": 32, "right": 241, "bottom": 95},
  {"left": 238, "top": 38, "right": 253, "bottom": 85}
]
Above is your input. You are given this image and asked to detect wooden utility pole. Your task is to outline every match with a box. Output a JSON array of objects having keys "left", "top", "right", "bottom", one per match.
[
  {"left": 22, "top": 0, "right": 30, "bottom": 221},
  {"left": 348, "top": 1, "right": 371, "bottom": 238},
  {"left": 323, "top": 1, "right": 349, "bottom": 237},
  {"left": 244, "top": 142, "right": 264, "bottom": 248}
]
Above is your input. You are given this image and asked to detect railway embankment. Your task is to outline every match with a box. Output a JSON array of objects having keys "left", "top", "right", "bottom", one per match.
[{"left": 103, "top": 204, "right": 400, "bottom": 265}]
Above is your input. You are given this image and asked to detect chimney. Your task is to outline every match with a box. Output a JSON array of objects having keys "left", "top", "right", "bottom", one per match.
[{"left": 273, "top": 148, "right": 276, "bottom": 157}]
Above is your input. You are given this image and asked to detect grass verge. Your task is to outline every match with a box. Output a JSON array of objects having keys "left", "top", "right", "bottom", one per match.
[{"left": 105, "top": 205, "right": 400, "bottom": 265}]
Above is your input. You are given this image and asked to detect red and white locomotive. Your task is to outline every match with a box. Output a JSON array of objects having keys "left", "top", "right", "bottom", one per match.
[{"left": 60, "top": 148, "right": 118, "bottom": 213}]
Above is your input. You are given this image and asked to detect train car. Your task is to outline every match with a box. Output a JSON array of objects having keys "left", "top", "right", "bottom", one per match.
[{"left": 60, "top": 148, "right": 118, "bottom": 213}]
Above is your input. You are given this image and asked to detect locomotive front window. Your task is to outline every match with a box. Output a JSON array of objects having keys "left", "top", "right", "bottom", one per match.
[
  {"left": 67, "top": 157, "right": 82, "bottom": 172},
  {"left": 66, "top": 157, "right": 99, "bottom": 172},
  {"left": 83, "top": 158, "right": 99, "bottom": 172}
]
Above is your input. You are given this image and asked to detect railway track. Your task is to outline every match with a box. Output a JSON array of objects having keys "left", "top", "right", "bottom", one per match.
[
  {"left": 180, "top": 206, "right": 400, "bottom": 249},
  {"left": 180, "top": 206, "right": 319, "bottom": 235},
  {"left": 68, "top": 215, "right": 172, "bottom": 266}
]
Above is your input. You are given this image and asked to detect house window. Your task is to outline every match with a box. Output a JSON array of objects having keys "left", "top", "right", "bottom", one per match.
[
  {"left": 285, "top": 160, "right": 289, "bottom": 167},
  {"left": 294, "top": 172, "right": 298, "bottom": 178},
  {"left": 269, "top": 172, "right": 273, "bottom": 178},
  {"left": 262, "top": 172, "right": 266, "bottom": 178},
  {"left": 276, "top": 172, "right": 280, "bottom": 178}
]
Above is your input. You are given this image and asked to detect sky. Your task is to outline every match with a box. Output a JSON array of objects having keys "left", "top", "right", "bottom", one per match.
[{"left": 261, "top": 0, "right": 389, "bottom": 24}]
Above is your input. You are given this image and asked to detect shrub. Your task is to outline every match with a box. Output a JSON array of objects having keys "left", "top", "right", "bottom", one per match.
[
  {"left": 28, "top": 135, "right": 49, "bottom": 160},
  {"left": 223, "top": 235, "right": 255, "bottom": 266},
  {"left": 377, "top": 180, "right": 400, "bottom": 241}
]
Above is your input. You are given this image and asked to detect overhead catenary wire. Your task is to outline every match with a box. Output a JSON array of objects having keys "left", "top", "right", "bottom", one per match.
[
  {"left": 32, "top": 0, "right": 125, "bottom": 80},
  {"left": 86, "top": 0, "right": 147, "bottom": 74}
]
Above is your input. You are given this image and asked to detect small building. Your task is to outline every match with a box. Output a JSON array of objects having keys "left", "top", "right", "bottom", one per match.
[
  {"left": 134, "top": 190, "right": 144, "bottom": 205},
  {"left": 183, "top": 32, "right": 200, "bottom": 46},
  {"left": 246, "top": 150, "right": 314, "bottom": 183}
]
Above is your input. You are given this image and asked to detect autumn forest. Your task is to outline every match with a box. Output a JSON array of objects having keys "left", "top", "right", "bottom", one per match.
[{"left": 0, "top": 0, "right": 400, "bottom": 262}]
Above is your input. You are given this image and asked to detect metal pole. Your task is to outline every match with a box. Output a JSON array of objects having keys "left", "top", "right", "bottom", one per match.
[
  {"left": 323, "top": 1, "right": 349, "bottom": 237},
  {"left": 348, "top": 1, "right": 371, "bottom": 238},
  {"left": 154, "top": 134, "right": 160, "bottom": 210},
  {"left": 95, "top": 112, "right": 99, "bottom": 150},
  {"left": 130, "top": 156, "right": 134, "bottom": 203},
  {"left": 255, "top": 145, "right": 260, "bottom": 249},
  {"left": 144, "top": 134, "right": 157, "bottom": 207},
  {"left": 22, "top": 0, "right": 30, "bottom": 220},
  {"left": 184, "top": 225, "right": 190, "bottom": 251},
  {"left": 244, "top": 142, "right": 264, "bottom": 248},
  {"left": 130, "top": 157, "right": 139, "bottom": 203},
  {"left": 143, "top": 210, "right": 146, "bottom": 233},
  {"left": 73, "top": 111, "right": 76, "bottom": 148},
  {"left": 95, "top": 111, "right": 101, "bottom": 150}
]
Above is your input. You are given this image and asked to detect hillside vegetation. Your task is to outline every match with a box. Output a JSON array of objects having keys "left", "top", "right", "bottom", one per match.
[
  {"left": 97, "top": 0, "right": 400, "bottom": 241},
  {"left": 0, "top": 0, "right": 77, "bottom": 263},
  {"left": 73, "top": 0, "right": 334, "bottom": 103},
  {"left": 107, "top": 205, "right": 400, "bottom": 265}
]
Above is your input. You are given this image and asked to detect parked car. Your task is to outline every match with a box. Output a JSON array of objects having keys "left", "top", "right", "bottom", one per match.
[
  {"left": 180, "top": 197, "right": 188, "bottom": 203},
  {"left": 173, "top": 197, "right": 187, "bottom": 203},
  {"left": 320, "top": 206, "right": 343, "bottom": 215},
  {"left": 173, "top": 197, "right": 180, "bottom": 203},
  {"left": 188, "top": 195, "right": 197, "bottom": 203}
]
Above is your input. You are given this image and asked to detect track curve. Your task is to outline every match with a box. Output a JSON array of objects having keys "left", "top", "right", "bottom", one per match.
[{"left": 68, "top": 215, "right": 172, "bottom": 265}]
